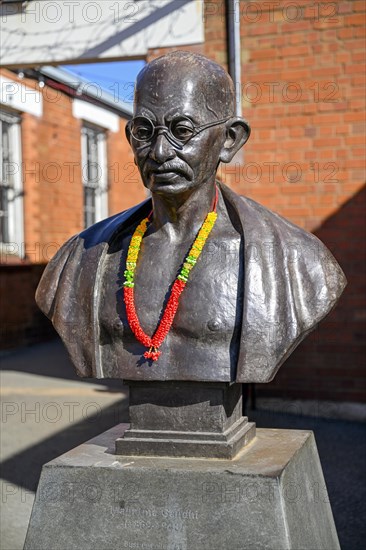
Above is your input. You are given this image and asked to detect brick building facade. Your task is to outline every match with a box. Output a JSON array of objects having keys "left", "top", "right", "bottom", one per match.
[
  {"left": 0, "top": 66, "right": 146, "bottom": 346},
  {"left": 1, "top": 0, "right": 365, "bottom": 401},
  {"left": 0, "top": 67, "right": 144, "bottom": 259}
]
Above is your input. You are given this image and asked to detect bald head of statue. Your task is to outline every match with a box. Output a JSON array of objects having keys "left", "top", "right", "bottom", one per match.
[
  {"left": 135, "top": 51, "right": 237, "bottom": 119},
  {"left": 126, "top": 51, "right": 250, "bottom": 197}
]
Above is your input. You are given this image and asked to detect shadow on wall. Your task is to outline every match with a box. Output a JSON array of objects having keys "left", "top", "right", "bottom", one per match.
[
  {"left": 0, "top": 263, "right": 55, "bottom": 349},
  {"left": 257, "top": 184, "right": 366, "bottom": 403}
]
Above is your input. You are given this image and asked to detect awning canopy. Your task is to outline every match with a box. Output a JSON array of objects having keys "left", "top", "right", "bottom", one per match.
[{"left": 0, "top": 0, "right": 204, "bottom": 68}]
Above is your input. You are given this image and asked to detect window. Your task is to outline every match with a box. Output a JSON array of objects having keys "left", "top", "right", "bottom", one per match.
[
  {"left": 81, "top": 124, "right": 108, "bottom": 229},
  {"left": 0, "top": 110, "right": 24, "bottom": 254}
]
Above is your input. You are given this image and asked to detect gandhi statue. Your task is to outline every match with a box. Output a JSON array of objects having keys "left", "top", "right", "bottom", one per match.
[{"left": 36, "top": 51, "right": 346, "bottom": 386}]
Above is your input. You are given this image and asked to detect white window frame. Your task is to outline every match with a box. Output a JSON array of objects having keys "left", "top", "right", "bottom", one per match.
[
  {"left": 81, "top": 123, "right": 108, "bottom": 229},
  {"left": 0, "top": 109, "right": 24, "bottom": 258}
]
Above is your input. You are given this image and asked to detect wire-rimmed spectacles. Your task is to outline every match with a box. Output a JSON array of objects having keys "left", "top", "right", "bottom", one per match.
[{"left": 128, "top": 115, "right": 231, "bottom": 149}]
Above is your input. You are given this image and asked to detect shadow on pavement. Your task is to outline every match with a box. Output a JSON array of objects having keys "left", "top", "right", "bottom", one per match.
[
  {"left": 0, "top": 338, "right": 124, "bottom": 389},
  {"left": 1, "top": 339, "right": 365, "bottom": 550},
  {"left": 1, "top": 399, "right": 129, "bottom": 494}
]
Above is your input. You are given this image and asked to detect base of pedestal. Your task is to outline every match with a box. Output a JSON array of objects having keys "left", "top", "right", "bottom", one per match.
[
  {"left": 24, "top": 424, "right": 340, "bottom": 550},
  {"left": 116, "top": 417, "right": 256, "bottom": 459},
  {"left": 118, "top": 381, "right": 255, "bottom": 458}
]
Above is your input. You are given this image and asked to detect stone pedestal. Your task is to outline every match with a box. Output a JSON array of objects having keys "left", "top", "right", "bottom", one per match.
[
  {"left": 24, "top": 424, "right": 340, "bottom": 550},
  {"left": 116, "top": 381, "right": 255, "bottom": 459}
]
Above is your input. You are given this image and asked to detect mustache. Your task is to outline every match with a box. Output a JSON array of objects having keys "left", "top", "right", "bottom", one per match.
[{"left": 144, "top": 160, "right": 194, "bottom": 181}]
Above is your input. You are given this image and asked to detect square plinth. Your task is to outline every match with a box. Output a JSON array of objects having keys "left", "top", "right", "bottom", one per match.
[{"left": 24, "top": 424, "right": 340, "bottom": 550}]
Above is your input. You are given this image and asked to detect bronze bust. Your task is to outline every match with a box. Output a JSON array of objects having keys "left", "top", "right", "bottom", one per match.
[{"left": 36, "top": 51, "right": 346, "bottom": 384}]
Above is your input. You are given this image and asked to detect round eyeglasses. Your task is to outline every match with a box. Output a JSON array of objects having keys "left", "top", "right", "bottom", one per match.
[{"left": 129, "top": 115, "right": 231, "bottom": 149}]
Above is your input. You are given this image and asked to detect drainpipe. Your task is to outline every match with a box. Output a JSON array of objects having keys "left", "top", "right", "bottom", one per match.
[{"left": 226, "top": 0, "right": 242, "bottom": 116}]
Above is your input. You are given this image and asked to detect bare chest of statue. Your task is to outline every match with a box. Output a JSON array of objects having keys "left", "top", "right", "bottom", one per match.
[{"left": 98, "top": 199, "right": 244, "bottom": 381}]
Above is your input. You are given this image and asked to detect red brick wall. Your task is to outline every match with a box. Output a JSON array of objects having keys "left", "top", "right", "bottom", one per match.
[
  {"left": 108, "top": 123, "right": 146, "bottom": 214},
  {"left": 234, "top": 0, "right": 365, "bottom": 231},
  {"left": 234, "top": 0, "right": 366, "bottom": 402},
  {"left": 22, "top": 78, "right": 83, "bottom": 262},
  {"left": 258, "top": 185, "right": 366, "bottom": 402}
]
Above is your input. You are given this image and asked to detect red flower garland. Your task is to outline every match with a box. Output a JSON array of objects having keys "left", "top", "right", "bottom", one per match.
[
  {"left": 123, "top": 189, "right": 218, "bottom": 362},
  {"left": 124, "top": 279, "right": 186, "bottom": 360}
]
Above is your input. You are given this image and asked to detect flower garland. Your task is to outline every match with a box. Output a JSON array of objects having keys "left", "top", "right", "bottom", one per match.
[{"left": 123, "top": 190, "right": 218, "bottom": 362}]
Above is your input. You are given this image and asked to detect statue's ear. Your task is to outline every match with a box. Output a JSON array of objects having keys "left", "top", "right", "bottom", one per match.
[
  {"left": 219, "top": 117, "right": 251, "bottom": 163},
  {"left": 125, "top": 120, "right": 132, "bottom": 144}
]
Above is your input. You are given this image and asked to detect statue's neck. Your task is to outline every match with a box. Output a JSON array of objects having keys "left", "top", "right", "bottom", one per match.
[{"left": 149, "top": 181, "right": 217, "bottom": 242}]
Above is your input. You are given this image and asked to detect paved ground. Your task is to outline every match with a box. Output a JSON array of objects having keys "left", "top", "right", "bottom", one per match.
[{"left": 1, "top": 339, "right": 365, "bottom": 550}]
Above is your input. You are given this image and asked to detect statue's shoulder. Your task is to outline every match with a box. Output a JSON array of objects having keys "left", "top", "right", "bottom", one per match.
[
  {"left": 78, "top": 198, "right": 151, "bottom": 248},
  {"left": 219, "top": 184, "right": 347, "bottom": 383},
  {"left": 220, "top": 180, "right": 346, "bottom": 295},
  {"left": 35, "top": 199, "right": 151, "bottom": 319}
]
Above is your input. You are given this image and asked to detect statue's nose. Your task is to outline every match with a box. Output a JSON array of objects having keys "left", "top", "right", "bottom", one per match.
[{"left": 149, "top": 131, "right": 176, "bottom": 163}]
